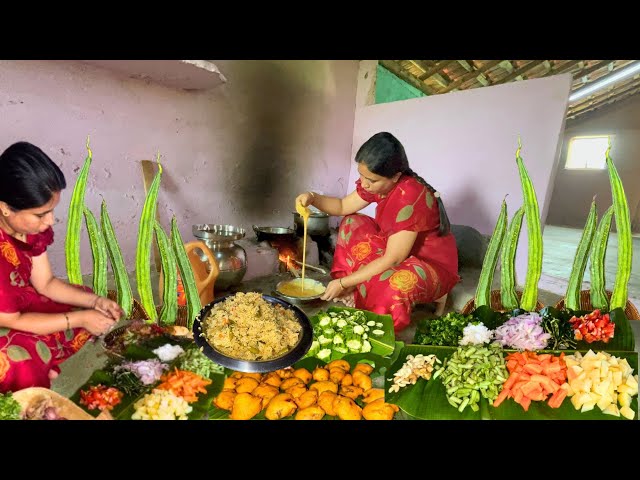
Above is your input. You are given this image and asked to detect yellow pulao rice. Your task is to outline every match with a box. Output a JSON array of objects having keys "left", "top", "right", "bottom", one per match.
[{"left": 202, "top": 292, "right": 301, "bottom": 361}]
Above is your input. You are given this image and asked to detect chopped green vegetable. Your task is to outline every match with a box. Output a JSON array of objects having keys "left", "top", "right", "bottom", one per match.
[{"left": 0, "top": 392, "right": 22, "bottom": 420}]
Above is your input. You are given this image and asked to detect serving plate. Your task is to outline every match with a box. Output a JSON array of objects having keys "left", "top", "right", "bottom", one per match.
[{"left": 193, "top": 293, "right": 313, "bottom": 373}]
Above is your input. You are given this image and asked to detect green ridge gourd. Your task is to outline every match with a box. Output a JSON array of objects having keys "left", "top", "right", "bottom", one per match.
[
  {"left": 65, "top": 136, "right": 93, "bottom": 285},
  {"left": 83, "top": 206, "right": 108, "bottom": 297},
  {"left": 564, "top": 197, "right": 598, "bottom": 311},
  {"left": 515, "top": 139, "right": 543, "bottom": 312},
  {"left": 154, "top": 221, "right": 178, "bottom": 325},
  {"left": 475, "top": 198, "right": 508, "bottom": 307},
  {"left": 605, "top": 142, "right": 633, "bottom": 311},
  {"left": 100, "top": 200, "right": 133, "bottom": 318},
  {"left": 500, "top": 206, "right": 525, "bottom": 311},
  {"left": 135, "top": 154, "right": 162, "bottom": 322},
  {"left": 590, "top": 206, "right": 614, "bottom": 311},
  {"left": 170, "top": 216, "right": 202, "bottom": 329}
]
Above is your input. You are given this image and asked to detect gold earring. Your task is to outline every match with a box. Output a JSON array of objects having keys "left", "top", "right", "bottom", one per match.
[{"left": 2, "top": 211, "right": 8, "bottom": 217}]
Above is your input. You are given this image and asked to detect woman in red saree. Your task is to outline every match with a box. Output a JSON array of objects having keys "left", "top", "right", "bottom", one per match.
[
  {"left": 0, "top": 142, "right": 123, "bottom": 393},
  {"left": 296, "top": 132, "right": 459, "bottom": 333}
]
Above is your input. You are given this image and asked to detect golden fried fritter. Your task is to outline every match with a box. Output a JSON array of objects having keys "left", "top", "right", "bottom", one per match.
[
  {"left": 312, "top": 366, "right": 329, "bottom": 382},
  {"left": 251, "top": 383, "right": 280, "bottom": 409},
  {"left": 280, "top": 377, "right": 304, "bottom": 391},
  {"left": 293, "top": 367, "right": 312, "bottom": 385},
  {"left": 341, "top": 373, "right": 353, "bottom": 386},
  {"left": 362, "top": 398, "right": 399, "bottom": 420},
  {"left": 352, "top": 363, "right": 374, "bottom": 376},
  {"left": 294, "top": 389, "right": 318, "bottom": 409},
  {"left": 265, "top": 393, "right": 298, "bottom": 420},
  {"left": 339, "top": 384, "right": 364, "bottom": 400},
  {"left": 317, "top": 391, "right": 338, "bottom": 416},
  {"left": 230, "top": 392, "right": 262, "bottom": 420},
  {"left": 240, "top": 372, "right": 263, "bottom": 381},
  {"left": 235, "top": 377, "right": 260, "bottom": 394},
  {"left": 362, "top": 388, "right": 385, "bottom": 404},
  {"left": 230, "top": 371, "right": 244, "bottom": 379},
  {"left": 295, "top": 406, "right": 325, "bottom": 420},
  {"left": 285, "top": 384, "right": 307, "bottom": 399},
  {"left": 352, "top": 370, "right": 372, "bottom": 391},
  {"left": 223, "top": 377, "right": 238, "bottom": 390},
  {"left": 309, "top": 380, "right": 339, "bottom": 395},
  {"left": 213, "top": 390, "right": 237, "bottom": 411},
  {"left": 276, "top": 368, "right": 295, "bottom": 379},
  {"left": 333, "top": 395, "right": 363, "bottom": 420},
  {"left": 261, "top": 372, "right": 282, "bottom": 388},
  {"left": 326, "top": 359, "right": 350, "bottom": 372},
  {"left": 329, "top": 367, "right": 346, "bottom": 384}
]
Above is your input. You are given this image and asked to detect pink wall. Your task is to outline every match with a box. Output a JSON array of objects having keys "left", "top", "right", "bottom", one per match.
[
  {"left": 0, "top": 60, "right": 359, "bottom": 277},
  {"left": 546, "top": 94, "right": 640, "bottom": 233},
  {"left": 349, "top": 74, "right": 572, "bottom": 284}
]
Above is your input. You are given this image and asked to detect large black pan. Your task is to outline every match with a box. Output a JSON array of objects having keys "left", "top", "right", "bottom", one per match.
[
  {"left": 252, "top": 225, "right": 297, "bottom": 242},
  {"left": 192, "top": 293, "right": 313, "bottom": 373}
]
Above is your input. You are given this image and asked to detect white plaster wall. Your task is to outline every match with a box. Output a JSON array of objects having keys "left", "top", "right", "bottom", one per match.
[
  {"left": 349, "top": 74, "right": 572, "bottom": 285},
  {"left": 546, "top": 94, "right": 640, "bottom": 233},
  {"left": 0, "top": 60, "right": 359, "bottom": 278}
]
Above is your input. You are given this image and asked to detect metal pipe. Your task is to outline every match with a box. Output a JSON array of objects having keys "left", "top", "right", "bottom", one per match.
[{"left": 292, "top": 259, "right": 328, "bottom": 275}]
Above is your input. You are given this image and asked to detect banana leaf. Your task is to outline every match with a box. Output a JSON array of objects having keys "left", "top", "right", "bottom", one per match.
[
  {"left": 385, "top": 344, "right": 638, "bottom": 420},
  {"left": 206, "top": 350, "right": 401, "bottom": 420},
  {"left": 308, "top": 306, "right": 396, "bottom": 360},
  {"left": 70, "top": 335, "right": 223, "bottom": 420}
]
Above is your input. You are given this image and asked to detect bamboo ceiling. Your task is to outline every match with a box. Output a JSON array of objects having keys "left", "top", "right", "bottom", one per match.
[{"left": 379, "top": 60, "right": 640, "bottom": 122}]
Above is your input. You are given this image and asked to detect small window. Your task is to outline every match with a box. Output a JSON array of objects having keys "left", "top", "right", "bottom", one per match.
[{"left": 565, "top": 135, "right": 610, "bottom": 170}]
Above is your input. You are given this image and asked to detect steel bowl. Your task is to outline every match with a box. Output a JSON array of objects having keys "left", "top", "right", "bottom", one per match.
[
  {"left": 274, "top": 278, "right": 326, "bottom": 302},
  {"left": 192, "top": 293, "right": 313, "bottom": 373}
]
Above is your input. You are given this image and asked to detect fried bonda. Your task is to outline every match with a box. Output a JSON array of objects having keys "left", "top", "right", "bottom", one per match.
[
  {"left": 280, "top": 376, "right": 304, "bottom": 391},
  {"left": 235, "top": 376, "right": 260, "bottom": 394},
  {"left": 276, "top": 368, "right": 295, "bottom": 379},
  {"left": 230, "top": 392, "right": 262, "bottom": 420},
  {"left": 294, "top": 389, "right": 318, "bottom": 409},
  {"left": 339, "top": 384, "right": 364, "bottom": 400},
  {"left": 352, "top": 370, "right": 372, "bottom": 391},
  {"left": 213, "top": 390, "right": 237, "bottom": 411},
  {"left": 295, "top": 405, "right": 325, "bottom": 420},
  {"left": 261, "top": 372, "right": 282, "bottom": 388},
  {"left": 329, "top": 367, "right": 347, "bottom": 384},
  {"left": 293, "top": 368, "right": 312, "bottom": 385},
  {"left": 317, "top": 391, "right": 338, "bottom": 416},
  {"left": 251, "top": 383, "right": 280, "bottom": 409},
  {"left": 265, "top": 393, "right": 298, "bottom": 420},
  {"left": 309, "top": 380, "right": 339, "bottom": 395},
  {"left": 223, "top": 376, "right": 238, "bottom": 390},
  {"left": 312, "top": 366, "right": 329, "bottom": 382},
  {"left": 326, "top": 359, "right": 350, "bottom": 372},
  {"left": 340, "top": 373, "right": 353, "bottom": 386},
  {"left": 362, "top": 388, "right": 385, "bottom": 404},
  {"left": 285, "top": 384, "right": 307, "bottom": 399},
  {"left": 332, "top": 395, "right": 363, "bottom": 420},
  {"left": 362, "top": 398, "right": 399, "bottom": 420},
  {"left": 352, "top": 363, "right": 374, "bottom": 376}
]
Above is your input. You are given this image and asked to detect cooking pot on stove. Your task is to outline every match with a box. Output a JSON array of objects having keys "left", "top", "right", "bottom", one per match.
[
  {"left": 292, "top": 209, "right": 330, "bottom": 236},
  {"left": 253, "top": 225, "right": 297, "bottom": 243},
  {"left": 193, "top": 224, "right": 247, "bottom": 291}
]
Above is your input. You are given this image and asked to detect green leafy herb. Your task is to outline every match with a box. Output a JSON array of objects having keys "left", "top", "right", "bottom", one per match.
[
  {"left": 0, "top": 392, "right": 22, "bottom": 420},
  {"left": 413, "top": 312, "right": 475, "bottom": 346}
]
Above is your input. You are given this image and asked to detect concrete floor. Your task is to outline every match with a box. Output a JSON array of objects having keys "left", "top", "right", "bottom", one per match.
[{"left": 51, "top": 224, "right": 639, "bottom": 398}]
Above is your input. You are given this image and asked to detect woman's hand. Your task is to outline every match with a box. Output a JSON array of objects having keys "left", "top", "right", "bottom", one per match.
[
  {"left": 295, "top": 192, "right": 314, "bottom": 208},
  {"left": 92, "top": 296, "right": 125, "bottom": 321},
  {"left": 321, "top": 278, "right": 349, "bottom": 302},
  {"left": 81, "top": 309, "right": 118, "bottom": 336}
]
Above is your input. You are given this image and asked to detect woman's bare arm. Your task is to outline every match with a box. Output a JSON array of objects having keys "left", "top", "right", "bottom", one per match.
[{"left": 298, "top": 190, "right": 369, "bottom": 217}]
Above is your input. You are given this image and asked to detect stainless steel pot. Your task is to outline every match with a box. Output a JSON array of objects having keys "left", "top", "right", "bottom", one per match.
[
  {"left": 192, "top": 224, "right": 247, "bottom": 290},
  {"left": 293, "top": 210, "right": 330, "bottom": 236},
  {"left": 253, "top": 225, "right": 297, "bottom": 242}
]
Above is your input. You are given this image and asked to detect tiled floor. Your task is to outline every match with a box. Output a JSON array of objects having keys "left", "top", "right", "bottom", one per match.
[{"left": 539, "top": 225, "right": 640, "bottom": 309}]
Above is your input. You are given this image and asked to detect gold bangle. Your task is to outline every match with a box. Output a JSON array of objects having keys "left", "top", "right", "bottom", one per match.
[
  {"left": 339, "top": 278, "right": 345, "bottom": 289},
  {"left": 64, "top": 313, "right": 71, "bottom": 332}
]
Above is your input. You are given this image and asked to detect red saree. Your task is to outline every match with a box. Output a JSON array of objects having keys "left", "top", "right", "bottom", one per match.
[
  {"left": 0, "top": 227, "right": 92, "bottom": 393},
  {"left": 331, "top": 176, "right": 460, "bottom": 332}
]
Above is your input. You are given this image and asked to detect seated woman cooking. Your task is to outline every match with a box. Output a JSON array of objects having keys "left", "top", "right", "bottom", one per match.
[
  {"left": 295, "top": 132, "right": 459, "bottom": 333},
  {"left": 0, "top": 141, "right": 124, "bottom": 393}
]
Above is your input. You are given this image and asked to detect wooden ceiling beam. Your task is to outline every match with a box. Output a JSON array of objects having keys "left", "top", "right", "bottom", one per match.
[
  {"left": 458, "top": 60, "right": 473, "bottom": 72},
  {"left": 568, "top": 86, "right": 640, "bottom": 120},
  {"left": 379, "top": 60, "right": 435, "bottom": 96},
  {"left": 568, "top": 79, "right": 640, "bottom": 114},
  {"left": 550, "top": 60, "right": 582, "bottom": 76},
  {"left": 439, "top": 60, "right": 502, "bottom": 94},
  {"left": 411, "top": 60, "right": 457, "bottom": 81},
  {"left": 573, "top": 60, "right": 617, "bottom": 84},
  {"left": 496, "top": 60, "right": 545, "bottom": 84}
]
